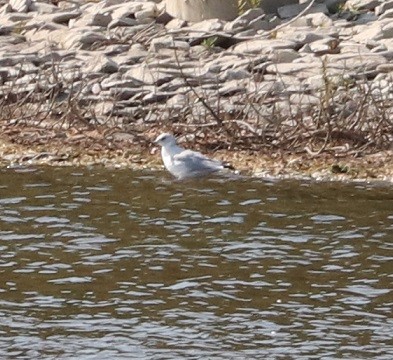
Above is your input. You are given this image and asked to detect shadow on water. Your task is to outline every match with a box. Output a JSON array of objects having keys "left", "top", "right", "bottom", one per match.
[{"left": 0, "top": 166, "right": 392, "bottom": 359}]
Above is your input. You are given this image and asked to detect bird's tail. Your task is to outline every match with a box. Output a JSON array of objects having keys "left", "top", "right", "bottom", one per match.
[{"left": 223, "top": 162, "right": 236, "bottom": 171}]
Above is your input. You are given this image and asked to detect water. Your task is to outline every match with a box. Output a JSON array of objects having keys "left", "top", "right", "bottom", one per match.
[{"left": 0, "top": 167, "right": 392, "bottom": 359}]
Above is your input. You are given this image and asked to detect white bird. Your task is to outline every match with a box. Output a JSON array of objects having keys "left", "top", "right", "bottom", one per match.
[{"left": 154, "top": 133, "right": 232, "bottom": 180}]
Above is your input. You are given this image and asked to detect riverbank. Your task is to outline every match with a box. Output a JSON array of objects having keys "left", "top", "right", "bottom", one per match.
[
  {"left": 1, "top": 0, "right": 392, "bottom": 182},
  {"left": 1, "top": 123, "right": 392, "bottom": 182}
]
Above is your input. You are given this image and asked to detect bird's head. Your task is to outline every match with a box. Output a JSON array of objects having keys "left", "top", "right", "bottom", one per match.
[{"left": 154, "top": 133, "right": 177, "bottom": 147}]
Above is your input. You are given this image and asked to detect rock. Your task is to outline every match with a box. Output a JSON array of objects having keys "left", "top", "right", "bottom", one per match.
[
  {"left": 219, "top": 69, "right": 250, "bottom": 82},
  {"left": 0, "top": 53, "right": 39, "bottom": 66},
  {"left": 376, "top": 63, "right": 393, "bottom": 73},
  {"left": 107, "top": 17, "right": 138, "bottom": 28},
  {"left": 379, "top": 39, "right": 393, "bottom": 51},
  {"left": 375, "top": 1, "right": 393, "bottom": 16},
  {"left": 134, "top": 2, "right": 158, "bottom": 20},
  {"left": 269, "top": 49, "right": 300, "bottom": 63},
  {"left": 2, "top": 13, "right": 32, "bottom": 22},
  {"left": 370, "top": 44, "right": 388, "bottom": 53},
  {"left": 219, "top": 80, "right": 247, "bottom": 96},
  {"left": 379, "top": 8, "right": 393, "bottom": 20},
  {"left": 324, "top": 52, "right": 388, "bottom": 72},
  {"left": 91, "top": 82, "right": 102, "bottom": 95},
  {"left": 159, "top": 77, "right": 200, "bottom": 92},
  {"left": 113, "top": 44, "right": 148, "bottom": 65},
  {"left": 260, "top": 0, "right": 298, "bottom": 14},
  {"left": 345, "top": 0, "right": 380, "bottom": 11},
  {"left": 232, "top": 39, "right": 297, "bottom": 54},
  {"left": 353, "top": 19, "right": 393, "bottom": 42},
  {"left": 165, "top": 18, "right": 186, "bottom": 30},
  {"left": 265, "top": 62, "right": 321, "bottom": 78},
  {"left": 308, "top": 37, "right": 340, "bottom": 55},
  {"left": 13, "top": 73, "right": 37, "bottom": 86},
  {"left": 304, "top": 12, "right": 334, "bottom": 27},
  {"left": 149, "top": 35, "right": 189, "bottom": 53},
  {"left": 107, "top": 131, "right": 136, "bottom": 142},
  {"left": 103, "top": 44, "right": 130, "bottom": 56},
  {"left": 0, "top": 35, "right": 25, "bottom": 48},
  {"left": 339, "top": 41, "right": 370, "bottom": 53},
  {"left": 166, "top": 93, "right": 189, "bottom": 109},
  {"left": 156, "top": 11, "right": 173, "bottom": 25},
  {"left": 237, "top": 8, "right": 265, "bottom": 23},
  {"left": 165, "top": 0, "right": 238, "bottom": 22},
  {"left": 203, "top": 54, "right": 247, "bottom": 73},
  {"left": 28, "top": 1, "right": 58, "bottom": 13},
  {"left": 0, "top": 67, "right": 23, "bottom": 82},
  {"left": 101, "top": 77, "right": 143, "bottom": 90},
  {"left": 225, "top": 8, "right": 267, "bottom": 32},
  {"left": 0, "top": 3, "right": 13, "bottom": 15},
  {"left": 124, "top": 64, "right": 175, "bottom": 86},
  {"left": 278, "top": 3, "right": 329, "bottom": 19},
  {"left": 86, "top": 54, "right": 118, "bottom": 74},
  {"left": 303, "top": 74, "right": 326, "bottom": 91},
  {"left": 71, "top": 13, "right": 112, "bottom": 28},
  {"left": 354, "top": 12, "right": 378, "bottom": 24},
  {"left": 102, "top": 1, "right": 156, "bottom": 25},
  {"left": 353, "top": 22, "right": 383, "bottom": 42},
  {"left": 9, "top": 0, "right": 31, "bottom": 12},
  {"left": 109, "top": 86, "right": 150, "bottom": 100},
  {"left": 0, "top": 24, "right": 15, "bottom": 36},
  {"left": 381, "top": 21, "right": 393, "bottom": 39},
  {"left": 17, "top": 62, "right": 37, "bottom": 74},
  {"left": 290, "top": 93, "right": 320, "bottom": 106},
  {"left": 234, "top": 29, "right": 258, "bottom": 38},
  {"left": 41, "top": 11, "right": 83, "bottom": 25},
  {"left": 249, "top": 17, "right": 272, "bottom": 31},
  {"left": 277, "top": 29, "right": 332, "bottom": 46},
  {"left": 142, "top": 91, "right": 176, "bottom": 104},
  {"left": 187, "top": 19, "right": 225, "bottom": 33},
  {"left": 24, "top": 26, "right": 67, "bottom": 44},
  {"left": 225, "top": 18, "right": 247, "bottom": 32},
  {"left": 60, "top": 29, "right": 108, "bottom": 50},
  {"left": 94, "top": 0, "right": 125, "bottom": 9},
  {"left": 109, "top": 2, "right": 146, "bottom": 21}
]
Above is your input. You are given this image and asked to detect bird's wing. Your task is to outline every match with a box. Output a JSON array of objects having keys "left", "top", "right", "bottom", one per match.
[{"left": 173, "top": 149, "right": 223, "bottom": 173}]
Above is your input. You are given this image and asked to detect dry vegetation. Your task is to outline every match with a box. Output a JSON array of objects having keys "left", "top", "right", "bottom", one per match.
[{"left": 2, "top": 59, "right": 392, "bottom": 150}]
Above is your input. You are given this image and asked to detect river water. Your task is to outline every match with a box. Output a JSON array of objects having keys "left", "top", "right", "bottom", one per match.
[{"left": 0, "top": 166, "right": 392, "bottom": 359}]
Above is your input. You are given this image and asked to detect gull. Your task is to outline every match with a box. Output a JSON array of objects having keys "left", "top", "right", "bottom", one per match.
[{"left": 154, "top": 133, "right": 232, "bottom": 180}]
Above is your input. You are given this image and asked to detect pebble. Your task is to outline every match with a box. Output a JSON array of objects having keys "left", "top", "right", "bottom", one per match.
[{"left": 9, "top": 0, "right": 31, "bottom": 13}]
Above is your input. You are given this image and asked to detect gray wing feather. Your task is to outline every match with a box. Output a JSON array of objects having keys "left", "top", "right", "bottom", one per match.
[{"left": 173, "top": 150, "right": 223, "bottom": 176}]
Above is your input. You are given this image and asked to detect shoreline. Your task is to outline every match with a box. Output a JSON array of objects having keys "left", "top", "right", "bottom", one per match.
[{"left": 1, "top": 129, "right": 392, "bottom": 184}]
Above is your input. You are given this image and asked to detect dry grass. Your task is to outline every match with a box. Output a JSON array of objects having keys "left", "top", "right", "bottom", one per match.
[{"left": 0, "top": 44, "right": 392, "bottom": 164}]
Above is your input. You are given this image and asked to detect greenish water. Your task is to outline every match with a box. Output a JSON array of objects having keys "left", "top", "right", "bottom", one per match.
[{"left": 0, "top": 167, "right": 392, "bottom": 359}]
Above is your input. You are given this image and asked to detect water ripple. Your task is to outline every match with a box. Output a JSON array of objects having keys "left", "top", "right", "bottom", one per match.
[{"left": 0, "top": 168, "right": 391, "bottom": 359}]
